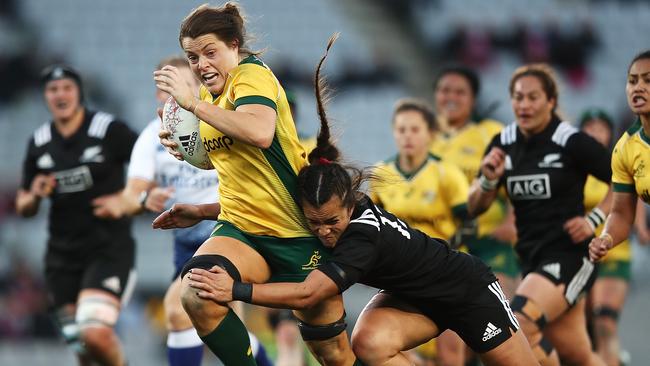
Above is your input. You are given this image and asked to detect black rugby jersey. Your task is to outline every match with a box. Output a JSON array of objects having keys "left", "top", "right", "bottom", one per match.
[
  {"left": 21, "top": 110, "right": 137, "bottom": 240},
  {"left": 318, "top": 196, "right": 494, "bottom": 302},
  {"left": 484, "top": 117, "right": 611, "bottom": 262}
]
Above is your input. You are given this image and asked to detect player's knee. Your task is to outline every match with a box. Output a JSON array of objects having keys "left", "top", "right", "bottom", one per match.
[
  {"left": 180, "top": 254, "right": 240, "bottom": 321},
  {"left": 511, "top": 295, "right": 546, "bottom": 341},
  {"left": 299, "top": 315, "right": 351, "bottom": 365},
  {"left": 351, "top": 329, "right": 393, "bottom": 363},
  {"left": 592, "top": 306, "right": 619, "bottom": 341},
  {"left": 79, "top": 325, "right": 116, "bottom": 355}
]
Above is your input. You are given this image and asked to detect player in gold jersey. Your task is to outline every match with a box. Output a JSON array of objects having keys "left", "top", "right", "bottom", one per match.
[
  {"left": 580, "top": 109, "right": 649, "bottom": 366},
  {"left": 431, "top": 66, "right": 518, "bottom": 366},
  {"left": 153, "top": 4, "right": 357, "bottom": 365}
]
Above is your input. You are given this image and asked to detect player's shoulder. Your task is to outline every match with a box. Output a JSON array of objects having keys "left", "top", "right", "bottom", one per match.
[
  {"left": 348, "top": 198, "right": 381, "bottom": 232},
  {"left": 32, "top": 120, "right": 53, "bottom": 147},
  {"left": 496, "top": 122, "right": 517, "bottom": 147},
  {"left": 614, "top": 120, "right": 641, "bottom": 154},
  {"left": 234, "top": 55, "right": 272, "bottom": 75},
  {"left": 476, "top": 118, "right": 504, "bottom": 135}
]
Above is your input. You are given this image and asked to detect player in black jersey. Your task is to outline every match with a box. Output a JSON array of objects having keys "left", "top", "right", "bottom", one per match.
[
  {"left": 183, "top": 39, "right": 538, "bottom": 366},
  {"left": 468, "top": 64, "right": 611, "bottom": 366},
  {"left": 15, "top": 65, "right": 137, "bottom": 366}
]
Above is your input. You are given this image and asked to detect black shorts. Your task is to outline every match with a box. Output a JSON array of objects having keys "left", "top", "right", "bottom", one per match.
[
  {"left": 45, "top": 233, "right": 136, "bottom": 308},
  {"left": 407, "top": 280, "right": 520, "bottom": 354},
  {"left": 521, "top": 251, "right": 597, "bottom": 306}
]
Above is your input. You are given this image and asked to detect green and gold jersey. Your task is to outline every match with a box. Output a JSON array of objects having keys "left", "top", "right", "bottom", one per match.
[
  {"left": 584, "top": 175, "right": 630, "bottom": 261},
  {"left": 199, "top": 55, "right": 310, "bottom": 238},
  {"left": 612, "top": 119, "right": 650, "bottom": 203},
  {"left": 369, "top": 154, "right": 468, "bottom": 240},
  {"left": 430, "top": 119, "right": 507, "bottom": 237}
]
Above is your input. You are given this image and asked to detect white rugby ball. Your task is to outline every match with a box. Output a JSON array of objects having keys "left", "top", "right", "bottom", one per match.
[{"left": 162, "top": 97, "right": 213, "bottom": 170}]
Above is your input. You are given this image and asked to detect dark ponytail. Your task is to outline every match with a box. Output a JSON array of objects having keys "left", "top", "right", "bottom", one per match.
[{"left": 297, "top": 33, "right": 367, "bottom": 209}]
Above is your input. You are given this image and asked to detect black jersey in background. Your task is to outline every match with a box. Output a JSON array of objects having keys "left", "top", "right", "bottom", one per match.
[
  {"left": 20, "top": 110, "right": 137, "bottom": 243},
  {"left": 485, "top": 117, "right": 611, "bottom": 263},
  {"left": 318, "top": 196, "right": 494, "bottom": 303}
]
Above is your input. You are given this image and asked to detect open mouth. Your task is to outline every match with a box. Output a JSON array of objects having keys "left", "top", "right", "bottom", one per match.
[
  {"left": 202, "top": 72, "right": 218, "bottom": 82},
  {"left": 632, "top": 95, "right": 647, "bottom": 107}
]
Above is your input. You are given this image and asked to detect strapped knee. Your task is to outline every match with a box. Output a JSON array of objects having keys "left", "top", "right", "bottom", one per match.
[
  {"left": 52, "top": 308, "right": 83, "bottom": 352},
  {"left": 532, "top": 336, "right": 555, "bottom": 361},
  {"left": 511, "top": 295, "right": 547, "bottom": 330},
  {"left": 593, "top": 306, "right": 620, "bottom": 322},
  {"left": 298, "top": 313, "right": 347, "bottom": 341},
  {"left": 76, "top": 296, "right": 120, "bottom": 329},
  {"left": 180, "top": 254, "right": 241, "bottom": 281}
]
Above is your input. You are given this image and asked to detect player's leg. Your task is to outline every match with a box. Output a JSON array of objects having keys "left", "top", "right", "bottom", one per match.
[
  {"left": 545, "top": 298, "right": 605, "bottom": 366},
  {"left": 294, "top": 294, "right": 358, "bottom": 366},
  {"left": 349, "top": 292, "right": 439, "bottom": 366},
  {"left": 180, "top": 234, "right": 271, "bottom": 366},
  {"left": 478, "top": 330, "right": 538, "bottom": 366},
  {"left": 164, "top": 277, "right": 203, "bottom": 366},
  {"left": 75, "top": 288, "right": 129, "bottom": 366},
  {"left": 590, "top": 261, "right": 629, "bottom": 366},
  {"left": 511, "top": 273, "right": 565, "bottom": 366},
  {"left": 436, "top": 330, "right": 465, "bottom": 366}
]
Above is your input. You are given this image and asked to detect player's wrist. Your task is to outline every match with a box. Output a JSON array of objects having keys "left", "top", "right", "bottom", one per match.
[
  {"left": 599, "top": 232, "right": 614, "bottom": 247},
  {"left": 232, "top": 281, "right": 253, "bottom": 303},
  {"left": 478, "top": 174, "right": 499, "bottom": 191},
  {"left": 138, "top": 189, "right": 150, "bottom": 210},
  {"left": 585, "top": 207, "right": 606, "bottom": 232}
]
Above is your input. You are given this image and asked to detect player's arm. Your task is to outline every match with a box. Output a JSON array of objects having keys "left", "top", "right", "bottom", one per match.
[
  {"left": 188, "top": 266, "right": 340, "bottom": 310},
  {"left": 468, "top": 146, "right": 505, "bottom": 217},
  {"left": 194, "top": 103, "right": 276, "bottom": 148}
]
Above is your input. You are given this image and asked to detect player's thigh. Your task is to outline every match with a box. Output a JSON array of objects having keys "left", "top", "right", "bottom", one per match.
[
  {"left": 479, "top": 329, "right": 537, "bottom": 366},
  {"left": 193, "top": 235, "right": 271, "bottom": 284},
  {"left": 591, "top": 277, "right": 628, "bottom": 311},
  {"left": 516, "top": 273, "right": 568, "bottom": 322},
  {"left": 352, "top": 292, "right": 439, "bottom": 351},
  {"left": 544, "top": 298, "right": 592, "bottom": 360}
]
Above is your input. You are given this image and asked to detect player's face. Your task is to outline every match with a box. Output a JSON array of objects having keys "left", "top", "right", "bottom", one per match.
[
  {"left": 626, "top": 58, "right": 650, "bottom": 116},
  {"left": 303, "top": 195, "right": 354, "bottom": 248},
  {"left": 44, "top": 78, "right": 82, "bottom": 121},
  {"left": 434, "top": 73, "right": 474, "bottom": 127},
  {"left": 581, "top": 119, "right": 612, "bottom": 148},
  {"left": 182, "top": 33, "right": 240, "bottom": 95},
  {"left": 393, "top": 110, "right": 433, "bottom": 158},
  {"left": 155, "top": 66, "right": 201, "bottom": 105},
  {"left": 511, "top": 75, "right": 555, "bottom": 136}
]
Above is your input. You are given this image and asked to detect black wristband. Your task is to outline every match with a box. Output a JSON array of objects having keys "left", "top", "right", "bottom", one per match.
[{"left": 232, "top": 282, "right": 253, "bottom": 303}]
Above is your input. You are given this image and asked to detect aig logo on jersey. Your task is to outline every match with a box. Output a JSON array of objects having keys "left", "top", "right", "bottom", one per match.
[{"left": 506, "top": 174, "right": 551, "bottom": 200}]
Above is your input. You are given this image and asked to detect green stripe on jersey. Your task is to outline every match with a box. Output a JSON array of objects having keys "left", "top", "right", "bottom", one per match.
[
  {"left": 234, "top": 95, "right": 277, "bottom": 111},
  {"left": 613, "top": 182, "right": 635, "bottom": 193},
  {"left": 262, "top": 135, "right": 300, "bottom": 206}
]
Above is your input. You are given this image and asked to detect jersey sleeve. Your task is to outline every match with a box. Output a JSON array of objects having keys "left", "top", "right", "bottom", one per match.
[
  {"left": 566, "top": 132, "right": 612, "bottom": 183},
  {"left": 20, "top": 138, "right": 38, "bottom": 191},
  {"left": 611, "top": 134, "right": 635, "bottom": 193},
  {"left": 231, "top": 65, "right": 279, "bottom": 112},
  {"left": 318, "top": 228, "right": 379, "bottom": 293},
  {"left": 127, "top": 122, "right": 158, "bottom": 181},
  {"left": 440, "top": 161, "right": 470, "bottom": 219},
  {"left": 105, "top": 120, "right": 138, "bottom": 163}
]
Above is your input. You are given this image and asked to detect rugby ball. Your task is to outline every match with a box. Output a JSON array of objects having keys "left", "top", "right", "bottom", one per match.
[{"left": 162, "top": 97, "right": 213, "bottom": 170}]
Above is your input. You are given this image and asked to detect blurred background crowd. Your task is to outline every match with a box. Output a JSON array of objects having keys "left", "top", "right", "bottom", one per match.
[{"left": 1, "top": 0, "right": 650, "bottom": 364}]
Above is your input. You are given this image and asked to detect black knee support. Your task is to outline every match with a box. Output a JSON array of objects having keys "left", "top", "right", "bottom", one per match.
[
  {"left": 298, "top": 313, "right": 347, "bottom": 341},
  {"left": 511, "top": 295, "right": 547, "bottom": 330},
  {"left": 180, "top": 254, "right": 241, "bottom": 281},
  {"left": 593, "top": 306, "right": 620, "bottom": 322},
  {"left": 533, "top": 336, "right": 555, "bottom": 359}
]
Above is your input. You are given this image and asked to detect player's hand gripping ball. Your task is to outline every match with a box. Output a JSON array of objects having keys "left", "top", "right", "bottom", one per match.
[{"left": 162, "top": 97, "right": 213, "bottom": 170}]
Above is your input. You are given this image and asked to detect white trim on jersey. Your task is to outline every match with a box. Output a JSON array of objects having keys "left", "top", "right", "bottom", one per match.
[
  {"left": 500, "top": 123, "right": 517, "bottom": 145},
  {"left": 88, "top": 111, "right": 115, "bottom": 139},
  {"left": 488, "top": 281, "right": 520, "bottom": 330},
  {"left": 565, "top": 257, "right": 594, "bottom": 304},
  {"left": 551, "top": 121, "right": 578, "bottom": 147},
  {"left": 350, "top": 209, "right": 380, "bottom": 230},
  {"left": 34, "top": 122, "right": 52, "bottom": 147}
]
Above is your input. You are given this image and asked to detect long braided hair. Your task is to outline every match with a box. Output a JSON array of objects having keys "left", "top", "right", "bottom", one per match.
[{"left": 296, "top": 33, "right": 369, "bottom": 209}]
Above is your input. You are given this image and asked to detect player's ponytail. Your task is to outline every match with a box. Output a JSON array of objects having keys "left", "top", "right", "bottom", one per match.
[{"left": 297, "top": 33, "right": 367, "bottom": 209}]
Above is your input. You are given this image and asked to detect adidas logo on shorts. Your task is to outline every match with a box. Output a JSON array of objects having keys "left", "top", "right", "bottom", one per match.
[{"left": 482, "top": 322, "right": 502, "bottom": 342}]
